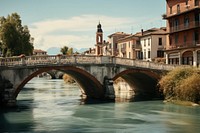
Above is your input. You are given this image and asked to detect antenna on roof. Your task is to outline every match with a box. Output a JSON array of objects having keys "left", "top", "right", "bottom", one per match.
[{"left": 131, "top": 26, "right": 133, "bottom": 34}]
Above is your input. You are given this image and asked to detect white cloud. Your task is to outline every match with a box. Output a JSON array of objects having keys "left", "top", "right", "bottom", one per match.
[{"left": 29, "top": 14, "right": 135, "bottom": 52}]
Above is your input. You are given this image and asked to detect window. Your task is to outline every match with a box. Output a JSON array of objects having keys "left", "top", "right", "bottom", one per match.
[
  {"left": 122, "top": 43, "right": 126, "bottom": 48},
  {"left": 195, "top": 0, "right": 199, "bottom": 6},
  {"left": 195, "top": 13, "right": 200, "bottom": 23},
  {"left": 157, "top": 50, "right": 164, "bottom": 58},
  {"left": 148, "top": 49, "right": 151, "bottom": 58},
  {"left": 144, "top": 39, "right": 146, "bottom": 47},
  {"left": 194, "top": 30, "right": 199, "bottom": 43},
  {"left": 115, "top": 43, "right": 118, "bottom": 49},
  {"left": 186, "top": 0, "right": 188, "bottom": 5},
  {"left": 184, "top": 16, "right": 189, "bottom": 28},
  {"left": 177, "top": 4, "right": 180, "bottom": 13},
  {"left": 175, "top": 34, "right": 179, "bottom": 44},
  {"left": 184, "top": 34, "right": 187, "bottom": 45},
  {"left": 174, "top": 19, "right": 179, "bottom": 30},
  {"left": 98, "top": 36, "right": 101, "bottom": 43},
  {"left": 159, "top": 38, "right": 162, "bottom": 46},
  {"left": 140, "top": 51, "right": 143, "bottom": 59},
  {"left": 170, "top": 6, "right": 172, "bottom": 14},
  {"left": 169, "top": 36, "right": 172, "bottom": 46},
  {"left": 144, "top": 49, "right": 146, "bottom": 59},
  {"left": 148, "top": 38, "right": 150, "bottom": 46},
  {"left": 109, "top": 44, "right": 111, "bottom": 49}
]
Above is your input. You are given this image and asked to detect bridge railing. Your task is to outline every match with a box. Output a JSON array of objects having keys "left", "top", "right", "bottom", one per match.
[
  {"left": 24, "top": 55, "right": 57, "bottom": 65},
  {"left": 0, "top": 55, "right": 177, "bottom": 71},
  {"left": 0, "top": 57, "right": 22, "bottom": 66},
  {"left": 114, "top": 57, "right": 177, "bottom": 71},
  {"left": 0, "top": 55, "right": 113, "bottom": 66}
]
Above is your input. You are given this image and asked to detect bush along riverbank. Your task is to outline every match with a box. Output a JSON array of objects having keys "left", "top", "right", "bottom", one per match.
[{"left": 158, "top": 67, "right": 200, "bottom": 106}]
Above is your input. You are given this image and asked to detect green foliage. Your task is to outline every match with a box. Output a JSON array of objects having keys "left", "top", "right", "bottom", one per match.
[
  {"left": 60, "top": 46, "right": 73, "bottom": 55},
  {"left": 0, "top": 13, "right": 34, "bottom": 57},
  {"left": 60, "top": 46, "right": 68, "bottom": 55},
  {"left": 67, "top": 48, "right": 73, "bottom": 55},
  {"left": 159, "top": 67, "right": 200, "bottom": 103}
]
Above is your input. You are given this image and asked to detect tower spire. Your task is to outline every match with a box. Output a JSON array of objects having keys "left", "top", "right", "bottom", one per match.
[
  {"left": 96, "top": 22, "right": 103, "bottom": 55},
  {"left": 97, "top": 21, "right": 103, "bottom": 33}
]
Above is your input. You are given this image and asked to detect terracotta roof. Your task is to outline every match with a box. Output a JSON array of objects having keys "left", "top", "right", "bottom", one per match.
[
  {"left": 108, "top": 32, "right": 130, "bottom": 38},
  {"left": 141, "top": 27, "right": 167, "bottom": 37},
  {"left": 33, "top": 49, "right": 47, "bottom": 53},
  {"left": 117, "top": 34, "right": 140, "bottom": 43}
]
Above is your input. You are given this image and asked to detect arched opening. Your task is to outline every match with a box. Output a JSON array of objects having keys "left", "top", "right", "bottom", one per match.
[
  {"left": 14, "top": 66, "right": 104, "bottom": 100},
  {"left": 182, "top": 51, "right": 193, "bottom": 65},
  {"left": 113, "top": 69, "right": 162, "bottom": 101}
]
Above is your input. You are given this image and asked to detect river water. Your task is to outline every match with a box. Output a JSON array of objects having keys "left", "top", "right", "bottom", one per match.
[{"left": 1, "top": 78, "right": 200, "bottom": 133}]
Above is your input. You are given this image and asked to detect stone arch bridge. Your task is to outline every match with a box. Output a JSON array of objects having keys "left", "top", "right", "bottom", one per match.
[{"left": 0, "top": 55, "right": 176, "bottom": 106}]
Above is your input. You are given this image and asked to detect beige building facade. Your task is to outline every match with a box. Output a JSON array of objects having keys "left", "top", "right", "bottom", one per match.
[{"left": 140, "top": 28, "right": 167, "bottom": 61}]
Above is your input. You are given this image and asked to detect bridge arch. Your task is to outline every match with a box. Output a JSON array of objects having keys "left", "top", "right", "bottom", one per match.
[
  {"left": 113, "top": 68, "right": 162, "bottom": 100},
  {"left": 15, "top": 66, "right": 104, "bottom": 99}
]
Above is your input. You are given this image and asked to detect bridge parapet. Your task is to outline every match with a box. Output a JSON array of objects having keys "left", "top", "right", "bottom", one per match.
[
  {"left": 0, "top": 55, "right": 178, "bottom": 71},
  {"left": 115, "top": 58, "right": 178, "bottom": 71}
]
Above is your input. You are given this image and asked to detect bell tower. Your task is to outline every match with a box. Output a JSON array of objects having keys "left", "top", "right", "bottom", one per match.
[{"left": 96, "top": 22, "right": 103, "bottom": 55}]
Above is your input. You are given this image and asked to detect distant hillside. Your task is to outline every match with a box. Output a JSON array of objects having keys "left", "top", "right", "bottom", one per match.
[
  {"left": 47, "top": 47, "right": 89, "bottom": 55},
  {"left": 47, "top": 47, "right": 61, "bottom": 55},
  {"left": 73, "top": 48, "right": 89, "bottom": 53}
]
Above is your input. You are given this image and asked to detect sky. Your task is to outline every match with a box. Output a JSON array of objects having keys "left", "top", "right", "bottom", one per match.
[{"left": 0, "top": 0, "right": 166, "bottom": 54}]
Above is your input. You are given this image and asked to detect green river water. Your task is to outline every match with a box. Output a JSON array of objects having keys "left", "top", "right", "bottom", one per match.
[{"left": 0, "top": 78, "right": 200, "bottom": 133}]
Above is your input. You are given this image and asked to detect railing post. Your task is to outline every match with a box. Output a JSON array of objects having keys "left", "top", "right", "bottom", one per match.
[
  {"left": 99, "top": 55, "right": 103, "bottom": 64},
  {"left": 112, "top": 56, "right": 116, "bottom": 64},
  {"left": 74, "top": 55, "right": 77, "bottom": 64},
  {"left": 56, "top": 54, "right": 62, "bottom": 64},
  {"left": 20, "top": 54, "right": 26, "bottom": 65}
]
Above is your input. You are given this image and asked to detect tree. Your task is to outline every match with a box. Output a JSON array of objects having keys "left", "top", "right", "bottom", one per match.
[
  {"left": 60, "top": 46, "right": 68, "bottom": 55},
  {"left": 60, "top": 46, "right": 74, "bottom": 55},
  {"left": 0, "top": 13, "right": 34, "bottom": 57},
  {"left": 67, "top": 48, "right": 73, "bottom": 55}
]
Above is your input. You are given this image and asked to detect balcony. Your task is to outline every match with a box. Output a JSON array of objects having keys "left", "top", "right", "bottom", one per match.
[
  {"left": 121, "top": 48, "right": 126, "bottom": 54},
  {"left": 170, "top": 21, "right": 200, "bottom": 33},
  {"left": 167, "top": 40, "right": 200, "bottom": 50},
  {"left": 132, "top": 44, "right": 141, "bottom": 50},
  {"left": 164, "top": 5, "right": 200, "bottom": 19}
]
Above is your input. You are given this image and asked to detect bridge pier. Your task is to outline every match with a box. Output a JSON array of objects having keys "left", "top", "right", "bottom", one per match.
[
  {"left": 103, "top": 76, "right": 115, "bottom": 99},
  {"left": 0, "top": 78, "right": 17, "bottom": 107},
  {"left": 3, "top": 98, "right": 16, "bottom": 107}
]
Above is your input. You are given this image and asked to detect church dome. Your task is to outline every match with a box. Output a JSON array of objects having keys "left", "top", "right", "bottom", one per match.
[{"left": 97, "top": 22, "right": 103, "bottom": 32}]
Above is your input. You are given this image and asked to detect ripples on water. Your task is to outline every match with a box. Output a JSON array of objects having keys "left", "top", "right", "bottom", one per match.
[{"left": 1, "top": 78, "right": 200, "bottom": 133}]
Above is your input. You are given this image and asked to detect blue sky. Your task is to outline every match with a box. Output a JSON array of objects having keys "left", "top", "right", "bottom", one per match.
[{"left": 0, "top": 0, "right": 166, "bottom": 53}]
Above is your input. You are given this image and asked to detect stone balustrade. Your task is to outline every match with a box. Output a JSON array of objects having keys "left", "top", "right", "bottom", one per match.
[{"left": 0, "top": 55, "right": 178, "bottom": 71}]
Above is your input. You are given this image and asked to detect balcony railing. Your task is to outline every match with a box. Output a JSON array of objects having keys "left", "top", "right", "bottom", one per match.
[
  {"left": 165, "top": 4, "right": 200, "bottom": 19},
  {"left": 121, "top": 48, "right": 126, "bottom": 54},
  {"left": 132, "top": 44, "right": 141, "bottom": 50},
  {"left": 167, "top": 40, "right": 200, "bottom": 50},
  {"left": 170, "top": 21, "right": 200, "bottom": 33}
]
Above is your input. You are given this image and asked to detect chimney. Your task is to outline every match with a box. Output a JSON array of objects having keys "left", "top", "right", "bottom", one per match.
[{"left": 141, "top": 29, "right": 144, "bottom": 36}]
